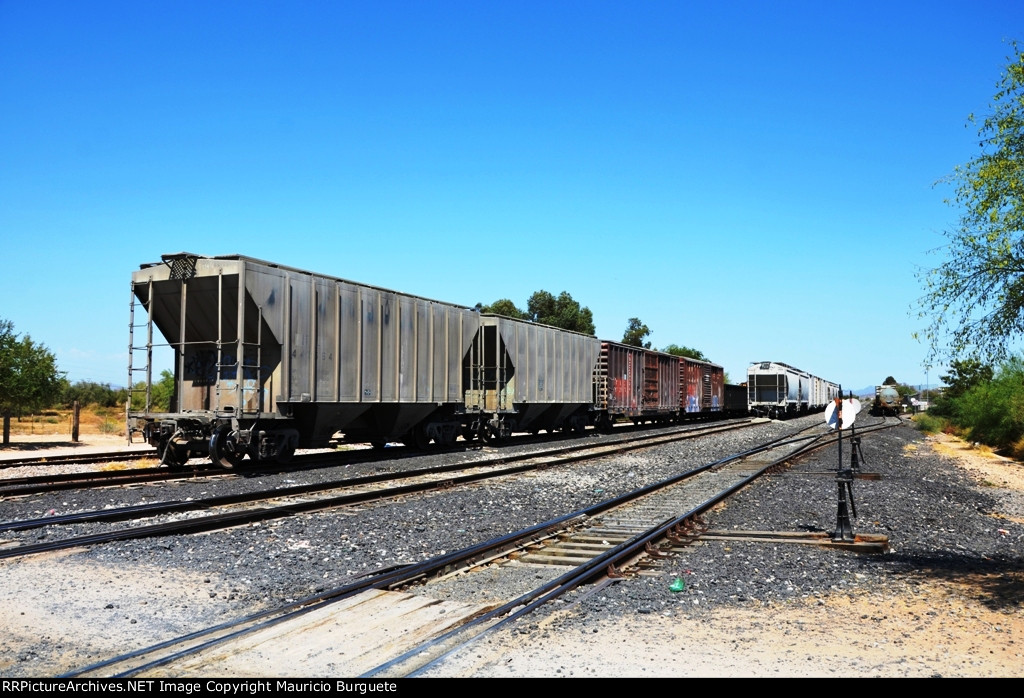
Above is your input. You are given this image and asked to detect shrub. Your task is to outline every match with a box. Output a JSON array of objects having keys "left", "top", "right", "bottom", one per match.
[
  {"left": 954, "top": 357, "right": 1024, "bottom": 451},
  {"left": 911, "top": 412, "right": 947, "bottom": 434},
  {"left": 61, "top": 380, "right": 127, "bottom": 408}
]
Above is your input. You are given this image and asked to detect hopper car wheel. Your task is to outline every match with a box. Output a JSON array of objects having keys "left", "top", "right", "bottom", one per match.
[
  {"left": 371, "top": 441, "right": 387, "bottom": 451},
  {"left": 210, "top": 425, "right": 246, "bottom": 469},
  {"left": 482, "top": 421, "right": 510, "bottom": 444}
]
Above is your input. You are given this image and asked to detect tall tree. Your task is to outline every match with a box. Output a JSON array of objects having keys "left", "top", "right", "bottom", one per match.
[
  {"left": 526, "top": 290, "right": 596, "bottom": 335},
  {"left": 917, "top": 43, "right": 1024, "bottom": 364},
  {"left": 940, "top": 358, "right": 995, "bottom": 400},
  {"left": 476, "top": 290, "right": 596, "bottom": 334},
  {"left": 662, "top": 344, "right": 708, "bottom": 361},
  {"left": 475, "top": 299, "right": 529, "bottom": 319},
  {"left": 622, "top": 318, "right": 651, "bottom": 348},
  {"left": 0, "top": 319, "right": 64, "bottom": 445}
]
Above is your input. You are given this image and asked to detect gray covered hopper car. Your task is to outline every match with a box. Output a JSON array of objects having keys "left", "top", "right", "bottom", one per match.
[
  {"left": 128, "top": 253, "right": 600, "bottom": 467},
  {"left": 470, "top": 315, "right": 601, "bottom": 440},
  {"left": 746, "top": 360, "right": 839, "bottom": 418}
]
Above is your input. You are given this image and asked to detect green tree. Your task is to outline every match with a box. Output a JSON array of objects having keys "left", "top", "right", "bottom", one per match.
[
  {"left": 525, "top": 290, "right": 596, "bottom": 335},
  {"left": 474, "top": 299, "right": 529, "bottom": 319},
  {"left": 917, "top": 43, "right": 1024, "bottom": 364},
  {"left": 895, "top": 383, "right": 918, "bottom": 398},
  {"left": 131, "top": 369, "right": 176, "bottom": 412},
  {"left": 941, "top": 358, "right": 995, "bottom": 400},
  {"left": 61, "top": 380, "right": 126, "bottom": 408},
  {"left": 475, "top": 291, "right": 595, "bottom": 334},
  {"left": 930, "top": 358, "right": 995, "bottom": 417},
  {"left": 662, "top": 344, "right": 708, "bottom": 361},
  {"left": 0, "top": 319, "right": 64, "bottom": 445},
  {"left": 954, "top": 356, "right": 1024, "bottom": 449},
  {"left": 622, "top": 318, "right": 651, "bottom": 348}
]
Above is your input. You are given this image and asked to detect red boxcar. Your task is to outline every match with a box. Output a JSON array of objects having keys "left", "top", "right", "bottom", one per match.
[
  {"left": 680, "top": 356, "right": 725, "bottom": 417},
  {"left": 594, "top": 342, "right": 680, "bottom": 427}
]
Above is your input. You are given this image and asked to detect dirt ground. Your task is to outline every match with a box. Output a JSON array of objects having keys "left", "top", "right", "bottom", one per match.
[{"left": 0, "top": 431, "right": 1022, "bottom": 677}]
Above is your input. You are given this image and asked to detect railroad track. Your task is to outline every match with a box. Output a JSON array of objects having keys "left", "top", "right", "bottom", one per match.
[
  {"left": 0, "top": 419, "right": 750, "bottom": 497},
  {"left": 63, "top": 416, "right": 898, "bottom": 678},
  {"left": 0, "top": 449, "right": 157, "bottom": 469},
  {"left": 0, "top": 419, "right": 759, "bottom": 559}
]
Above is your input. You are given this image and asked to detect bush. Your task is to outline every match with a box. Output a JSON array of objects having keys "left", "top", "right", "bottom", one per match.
[
  {"left": 912, "top": 412, "right": 948, "bottom": 434},
  {"left": 954, "top": 357, "right": 1024, "bottom": 450},
  {"left": 129, "top": 370, "right": 175, "bottom": 412},
  {"left": 100, "top": 419, "right": 122, "bottom": 435},
  {"left": 61, "top": 381, "right": 127, "bottom": 408}
]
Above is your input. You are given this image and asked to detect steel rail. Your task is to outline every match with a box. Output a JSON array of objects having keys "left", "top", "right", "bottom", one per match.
[
  {"left": 0, "top": 450, "right": 157, "bottom": 469},
  {"left": 0, "top": 419, "right": 753, "bottom": 498},
  {"left": 0, "top": 419, "right": 757, "bottom": 545},
  {"left": 63, "top": 418, "right": 863, "bottom": 677},
  {"left": 376, "top": 426, "right": 863, "bottom": 677}
]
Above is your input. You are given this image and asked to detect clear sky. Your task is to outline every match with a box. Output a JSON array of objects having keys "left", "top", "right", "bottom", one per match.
[{"left": 1, "top": 1, "right": 1019, "bottom": 394}]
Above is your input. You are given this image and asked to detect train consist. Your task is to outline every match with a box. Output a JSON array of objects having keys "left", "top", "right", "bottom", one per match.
[
  {"left": 872, "top": 385, "right": 903, "bottom": 416},
  {"left": 746, "top": 361, "right": 841, "bottom": 419},
  {"left": 127, "top": 253, "right": 809, "bottom": 467}
]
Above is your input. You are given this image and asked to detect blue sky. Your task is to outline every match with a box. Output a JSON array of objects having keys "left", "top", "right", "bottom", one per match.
[{"left": 1, "top": 1, "right": 1019, "bottom": 394}]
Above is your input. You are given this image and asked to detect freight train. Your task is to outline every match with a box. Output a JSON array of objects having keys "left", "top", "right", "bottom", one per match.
[
  {"left": 127, "top": 253, "right": 786, "bottom": 467},
  {"left": 746, "top": 361, "right": 840, "bottom": 419},
  {"left": 872, "top": 385, "right": 903, "bottom": 416}
]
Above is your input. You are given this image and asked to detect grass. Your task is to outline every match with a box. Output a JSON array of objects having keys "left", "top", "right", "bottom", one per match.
[
  {"left": 911, "top": 412, "right": 948, "bottom": 435},
  {"left": 4, "top": 405, "right": 125, "bottom": 437}
]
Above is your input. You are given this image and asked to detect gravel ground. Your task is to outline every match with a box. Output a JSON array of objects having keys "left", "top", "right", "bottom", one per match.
[{"left": 1, "top": 415, "right": 1022, "bottom": 677}]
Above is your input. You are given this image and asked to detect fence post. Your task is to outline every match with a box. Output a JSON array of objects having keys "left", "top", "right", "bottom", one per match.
[{"left": 72, "top": 401, "right": 80, "bottom": 443}]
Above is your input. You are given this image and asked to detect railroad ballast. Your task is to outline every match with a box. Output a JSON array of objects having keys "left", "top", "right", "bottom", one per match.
[{"left": 127, "top": 253, "right": 834, "bottom": 467}]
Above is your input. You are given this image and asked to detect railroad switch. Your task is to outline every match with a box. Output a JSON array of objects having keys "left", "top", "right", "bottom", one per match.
[
  {"left": 833, "top": 465, "right": 857, "bottom": 543},
  {"left": 849, "top": 435, "right": 866, "bottom": 472}
]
